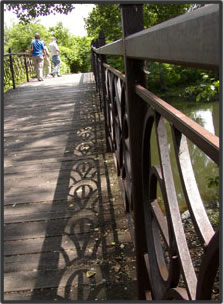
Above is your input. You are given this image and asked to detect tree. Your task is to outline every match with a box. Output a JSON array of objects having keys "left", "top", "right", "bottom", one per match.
[
  {"left": 85, "top": 4, "right": 121, "bottom": 42},
  {"left": 59, "top": 36, "right": 92, "bottom": 73},
  {"left": 5, "top": 22, "right": 51, "bottom": 52},
  {"left": 5, "top": 4, "right": 75, "bottom": 24},
  {"left": 143, "top": 4, "right": 191, "bottom": 27},
  {"left": 85, "top": 4, "right": 191, "bottom": 42},
  {"left": 85, "top": 4, "right": 191, "bottom": 73},
  {"left": 49, "top": 22, "right": 71, "bottom": 46},
  {"left": 85, "top": 4, "right": 219, "bottom": 102},
  {"left": 4, "top": 25, "right": 11, "bottom": 53}
]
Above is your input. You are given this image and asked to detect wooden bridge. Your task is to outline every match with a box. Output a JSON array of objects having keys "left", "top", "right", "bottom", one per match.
[
  {"left": 4, "top": 74, "right": 137, "bottom": 301},
  {"left": 3, "top": 4, "right": 220, "bottom": 302}
]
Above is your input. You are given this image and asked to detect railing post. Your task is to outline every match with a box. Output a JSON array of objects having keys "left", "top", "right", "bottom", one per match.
[
  {"left": 98, "top": 30, "right": 106, "bottom": 105},
  {"left": 24, "top": 53, "right": 29, "bottom": 82},
  {"left": 8, "top": 48, "right": 15, "bottom": 89},
  {"left": 94, "top": 39, "right": 100, "bottom": 93},
  {"left": 98, "top": 30, "right": 111, "bottom": 152},
  {"left": 120, "top": 4, "right": 150, "bottom": 299},
  {"left": 91, "top": 40, "right": 96, "bottom": 77}
]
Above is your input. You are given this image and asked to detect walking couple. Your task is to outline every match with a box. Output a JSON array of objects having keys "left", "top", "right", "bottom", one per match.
[{"left": 30, "top": 33, "right": 61, "bottom": 81}]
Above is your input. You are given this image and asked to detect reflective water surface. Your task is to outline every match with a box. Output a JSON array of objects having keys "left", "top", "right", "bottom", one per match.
[{"left": 150, "top": 101, "right": 219, "bottom": 211}]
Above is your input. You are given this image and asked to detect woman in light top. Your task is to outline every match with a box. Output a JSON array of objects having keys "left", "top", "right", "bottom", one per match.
[
  {"left": 49, "top": 37, "right": 61, "bottom": 77},
  {"left": 42, "top": 42, "right": 51, "bottom": 78}
]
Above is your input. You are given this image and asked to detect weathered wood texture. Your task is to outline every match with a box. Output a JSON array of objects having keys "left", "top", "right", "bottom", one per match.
[
  {"left": 95, "top": 4, "right": 219, "bottom": 70},
  {"left": 4, "top": 73, "right": 136, "bottom": 301}
]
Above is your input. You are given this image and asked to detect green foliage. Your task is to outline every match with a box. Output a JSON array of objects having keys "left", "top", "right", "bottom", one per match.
[
  {"left": 85, "top": 4, "right": 191, "bottom": 43},
  {"left": 5, "top": 22, "right": 51, "bottom": 52},
  {"left": 85, "top": 4, "right": 197, "bottom": 81},
  {"left": 86, "top": 4, "right": 219, "bottom": 104},
  {"left": 85, "top": 4, "right": 121, "bottom": 42},
  {"left": 85, "top": 4, "right": 190, "bottom": 71},
  {"left": 72, "top": 36, "right": 92, "bottom": 72},
  {"left": 4, "top": 25, "right": 11, "bottom": 53},
  {"left": 59, "top": 60, "right": 70, "bottom": 75},
  {"left": 146, "top": 62, "right": 219, "bottom": 103},
  {"left": 5, "top": 4, "right": 75, "bottom": 24},
  {"left": 59, "top": 36, "right": 92, "bottom": 73},
  {"left": 184, "top": 74, "right": 219, "bottom": 103},
  {"left": 106, "top": 56, "right": 124, "bottom": 73},
  {"left": 49, "top": 22, "right": 71, "bottom": 46},
  {"left": 208, "top": 175, "right": 219, "bottom": 189},
  {"left": 147, "top": 62, "right": 200, "bottom": 90},
  {"left": 143, "top": 4, "right": 191, "bottom": 27},
  {"left": 4, "top": 21, "right": 92, "bottom": 76}
]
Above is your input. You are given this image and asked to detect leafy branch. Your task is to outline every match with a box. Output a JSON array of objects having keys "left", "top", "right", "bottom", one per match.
[{"left": 5, "top": 4, "right": 75, "bottom": 23}]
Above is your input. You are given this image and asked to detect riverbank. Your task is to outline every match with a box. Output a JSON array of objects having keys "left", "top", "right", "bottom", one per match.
[{"left": 181, "top": 208, "right": 219, "bottom": 300}]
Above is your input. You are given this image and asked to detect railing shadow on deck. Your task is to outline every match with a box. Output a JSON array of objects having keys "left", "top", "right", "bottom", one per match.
[{"left": 28, "top": 74, "right": 136, "bottom": 301}]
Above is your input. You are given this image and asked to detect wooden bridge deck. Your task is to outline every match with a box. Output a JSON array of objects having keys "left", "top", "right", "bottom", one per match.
[{"left": 4, "top": 73, "right": 137, "bottom": 301}]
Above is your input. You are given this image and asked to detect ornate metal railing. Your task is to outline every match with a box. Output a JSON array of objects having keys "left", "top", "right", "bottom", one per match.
[
  {"left": 4, "top": 48, "right": 35, "bottom": 91},
  {"left": 91, "top": 4, "right": 220, "bottom": 301}
]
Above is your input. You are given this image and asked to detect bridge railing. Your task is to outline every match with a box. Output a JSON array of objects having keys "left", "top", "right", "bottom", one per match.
[
  {"left": 91, "top": 4, "right": 220, "bottom": 301},
  {"left": 4, "top": 48, "right": 35, "bottom": 91}
]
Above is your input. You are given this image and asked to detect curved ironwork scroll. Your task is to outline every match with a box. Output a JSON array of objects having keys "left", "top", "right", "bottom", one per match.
[
  {"left": 4, "top": 51, "right": 35, "bottom": 91},
  {"left": 103, "top": 65, "right": 133, "bottom": 214},
  {"left": 91, "top": 43, "right": 219, "bottom": 300},
  {"left": 139, "top": 88, "right": 219, "bottom": 300}
]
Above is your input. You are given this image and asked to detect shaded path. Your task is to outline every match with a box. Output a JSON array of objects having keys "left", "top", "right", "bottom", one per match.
[{"left": 4, "top": 73, "right": 136, "bottom": 301}]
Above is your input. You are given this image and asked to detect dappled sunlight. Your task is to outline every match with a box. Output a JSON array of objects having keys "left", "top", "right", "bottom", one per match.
[{"left": 4, "top": 72, "right": 136, "bottom": 301}]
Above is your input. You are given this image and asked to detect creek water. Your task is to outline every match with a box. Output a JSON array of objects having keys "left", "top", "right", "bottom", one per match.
[{"left": 150, "top": 100, "right": 219, "bottom": 211}]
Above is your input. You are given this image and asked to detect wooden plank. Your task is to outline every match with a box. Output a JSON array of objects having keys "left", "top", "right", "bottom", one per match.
[
  {"left": 4, "top": 154, "right": 107, "bottom": 170},
  {"left": 4, "top": 229, "right": 132, "bottom": 256},
  {"left": 4, "top": 241, "right": 135, "bottom": 273},
  {"left": 4, "top": 155, "right": 113, "bottom": 180},
  {"left": 4, "top": 261, "right": 136, "bottom": 292},
  {"left": 4, "top": 214, "right": 129, "bottom": 241},
  {"left": 4, "top": 73, "right": 135, "bottom": 300},
  {"left": 4, "top": 191, "right": 68, "bottom": 205},
  {"left": 4, "top": 156, "right": 121, "bottom": 205},
  {"left": 4, "top": 171, "right": 119, "bottom": 194},
  {"left": 4, "top": 200, "right": 125, "bottom": 223},
  {"left": 4, "top": 155, "right": 114, "bottom": 175},
  {"left": 4, "top": 125, "right": 104, "bottom": 140},
  {"left": 4, "top": 123, "right": 103, "bottom": 136},
  {"left": 4, "top": 280, "right": 137, "bottom": 301},
  {"left": 4, "top": 136, "right": 106, "bottom": 153},
  {"left": 4, "top": 183, "right": 121, "bottom": 207},
  {"left": 4, "top": 191, "right": 122, "bottom": 206}
]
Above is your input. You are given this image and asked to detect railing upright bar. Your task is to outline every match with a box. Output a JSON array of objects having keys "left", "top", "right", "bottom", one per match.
[
  {"left": 98, "top": 30, "right": 111, "bottom": 152},
  {"left": 8, "top": 48, "right": 15, "bottom": 89},
  {"left": 94, "top": 39, "right": 100, "bottom": 93},
  {"left": 91, "top": 40, "right": 96, "bottom": 77},
  {"left": 24, "top": 53, "right": 29, "bottom": 82},
  {"left": 120, "top": 4, "right": 150, "bottom": 300}
]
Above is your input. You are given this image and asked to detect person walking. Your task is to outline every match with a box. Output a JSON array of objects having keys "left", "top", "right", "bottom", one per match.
[
  {"left": 30, "top": 33, "right": 46, "bottom": 81},
  {"left": 42, "top": 42, "right": 51, "bottom": 78},
  {"left": 49, "top": 37, "right": 61, "bottom": 77}
]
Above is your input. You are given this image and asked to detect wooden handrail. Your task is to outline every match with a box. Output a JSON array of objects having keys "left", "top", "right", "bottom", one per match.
[
  {"left": 4, "top": 52, "right": 29, "bottom": 56},
  {"left": 93, "top": 4, "right": 219, "bottom": 70}
]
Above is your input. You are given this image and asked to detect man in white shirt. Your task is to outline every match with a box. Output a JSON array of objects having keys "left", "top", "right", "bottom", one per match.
[{"left": 49, "top": 38, "right": 61, "bottom": 77}]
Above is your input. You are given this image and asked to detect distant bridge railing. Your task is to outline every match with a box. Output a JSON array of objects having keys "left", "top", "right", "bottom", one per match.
[
  {"left": 91, "top": 4, "right": 219, "bottom": 301},
  {"left": 4, "top": 48, "right": 35, "bottom": 91}
]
